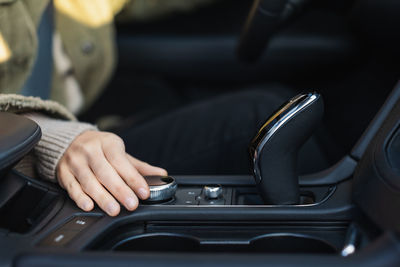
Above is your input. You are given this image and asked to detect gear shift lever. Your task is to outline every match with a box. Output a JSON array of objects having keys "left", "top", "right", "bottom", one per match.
[{"left": 249, "top": 92, "right": 324, "bottom": 205}]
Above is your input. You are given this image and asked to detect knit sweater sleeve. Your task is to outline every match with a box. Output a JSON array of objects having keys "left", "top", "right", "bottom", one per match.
[{"left": 23, "top": 113, "right": 98, "bottom": 182}]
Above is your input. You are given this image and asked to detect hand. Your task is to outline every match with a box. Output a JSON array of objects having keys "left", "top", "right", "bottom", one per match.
[{"left": 56, "top": 131, "right": 167, "bottom": 216}]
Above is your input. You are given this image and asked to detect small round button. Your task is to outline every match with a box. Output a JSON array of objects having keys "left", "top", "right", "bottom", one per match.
[
  {"left": 144, "top": 176, "right": 177, "bottom": 203},
  {"left": 204, "top": 184, "right": 223, "bottom": 199},
  {"left": 81, "top": 40, "right": 95, "bottom": 54}
]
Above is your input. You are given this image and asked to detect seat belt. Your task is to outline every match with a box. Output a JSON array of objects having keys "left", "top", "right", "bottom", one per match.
[{"left": 21, "top": 1, "right": 53, "bottom": 100}]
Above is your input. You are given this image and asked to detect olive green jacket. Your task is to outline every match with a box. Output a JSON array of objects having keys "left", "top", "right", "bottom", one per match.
[
  {"left": 0, "top": 0, "right": 126, "bottom": 117},
  {"left": 0, "top": 0, "right": 215, "bottom": 118}
]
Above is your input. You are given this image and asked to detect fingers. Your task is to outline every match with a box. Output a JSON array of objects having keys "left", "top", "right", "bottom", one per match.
[
  {"left": 126, "top": 154, "right": 168, "bottom": 176},
  {"left": 69, "top": 163, "right": 121, "bottom": 217},
  {"left": 102, "top": 144, "right": 150, "bottom": 200},
  {"left": 57, "top": 164, "right": 94, "bottom": 211},
  {"left": 88, "top": 152, "right": 139, "bottom": 210},
  {"left": 56, "top": 131, "right": 169, "bottom": 216}
]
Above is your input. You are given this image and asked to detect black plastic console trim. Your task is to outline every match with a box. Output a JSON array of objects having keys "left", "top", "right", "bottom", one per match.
[
  {"left": 14, "top": 232, "right": 400, "bottom": 267},
  {"left": 352, "top": 80, "right": 400, "bottom": 160},
  {"left": 175, "top": 156, "right": 357, "bottom": 187}
]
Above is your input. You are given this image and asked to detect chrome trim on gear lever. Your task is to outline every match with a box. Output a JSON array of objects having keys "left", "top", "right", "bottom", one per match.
[{"left": 250, "top": 92, "right": 320, "bottom": 183}]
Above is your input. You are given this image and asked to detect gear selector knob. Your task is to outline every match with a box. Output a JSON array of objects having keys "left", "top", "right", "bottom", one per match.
[{"left": 249, "top": 93, "right": 324, "bottom": 205}]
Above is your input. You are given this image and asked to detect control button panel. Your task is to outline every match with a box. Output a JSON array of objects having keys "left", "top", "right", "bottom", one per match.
[
  {"left": 174, "top": 188, "right": 202, "bottom": 205},
  {"left": 38, "top": 216, "right": 100, "bottom": 247},
  {"left": 173, "top": 186, "right": 232, "bottom": 206}
]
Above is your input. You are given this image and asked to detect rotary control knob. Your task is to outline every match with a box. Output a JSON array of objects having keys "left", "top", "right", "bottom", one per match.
[
  {"left": 203, "top": 184, "right": 223, "bottom": 199},
  {"left": 144, "top": 176, "right": 177, "bottom": 203}
]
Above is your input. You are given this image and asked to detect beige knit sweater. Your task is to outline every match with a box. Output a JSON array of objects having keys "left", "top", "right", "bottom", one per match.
[{"left": 0, "top": 94, "right": 96, "bottom": 182}]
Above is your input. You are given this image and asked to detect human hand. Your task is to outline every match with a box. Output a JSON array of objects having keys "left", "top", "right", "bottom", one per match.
[{"left": 56, "top": 131, "right": 167, "bottom": 216}]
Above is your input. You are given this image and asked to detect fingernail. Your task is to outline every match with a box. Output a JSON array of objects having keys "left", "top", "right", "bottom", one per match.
[
  {"left": 138, "top": 188, "right": 149, "bottom": 199},
  {"left": 126, "top": 197, "right": 137, "bottom": 210},
  {"left": 83, "top": 201, "right": 92, "bottom": 211},
  {"left": 106, "top": 202, "right": 119, "bottom": 215}
]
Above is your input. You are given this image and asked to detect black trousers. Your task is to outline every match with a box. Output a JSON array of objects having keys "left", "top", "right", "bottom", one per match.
[{"left": 117, "top": 90, "right": 333, "bottom": 175}]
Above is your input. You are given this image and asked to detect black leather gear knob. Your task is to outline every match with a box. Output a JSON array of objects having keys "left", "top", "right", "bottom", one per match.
[{"left": 249, "top": 93, "right": 324, "bottom": 205}]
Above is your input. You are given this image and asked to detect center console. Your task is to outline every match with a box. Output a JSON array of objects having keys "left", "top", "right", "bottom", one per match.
[
  {"left": 1, "top": 170, "right": 354, "bottom": 255},
  {"left": 1, "top": 86, "right": 400, "bottom": 266}
]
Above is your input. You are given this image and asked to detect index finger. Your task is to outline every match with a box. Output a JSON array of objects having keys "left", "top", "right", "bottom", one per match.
[{"left": 103, "top": 146, "right": 150, "bottom": 200}]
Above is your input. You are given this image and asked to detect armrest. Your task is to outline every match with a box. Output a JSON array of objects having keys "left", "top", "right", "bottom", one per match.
[{"left": 0, "top": 112, "right": 41, "bottom": 171}]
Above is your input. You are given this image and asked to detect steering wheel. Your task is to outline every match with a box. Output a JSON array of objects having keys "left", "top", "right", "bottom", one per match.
[{"left": 237, "top": 0, "right": 310, "bottom": 62}]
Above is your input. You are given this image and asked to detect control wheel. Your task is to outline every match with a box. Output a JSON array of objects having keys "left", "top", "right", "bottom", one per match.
[{"left": 144, "top": 176, "right": 178, "bottom": 203}]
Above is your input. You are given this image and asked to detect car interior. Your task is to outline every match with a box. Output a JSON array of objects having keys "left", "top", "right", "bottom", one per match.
[{"left": 1, "top": 0, "right": 400, "bottom": 266}]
